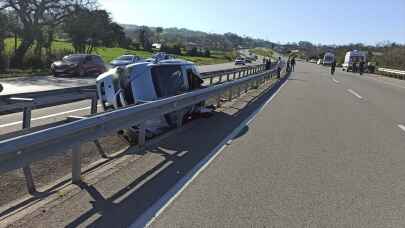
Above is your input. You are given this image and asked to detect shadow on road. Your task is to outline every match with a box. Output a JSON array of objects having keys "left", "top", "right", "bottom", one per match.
[{"left": 63, "top": 74, "right": 290, "bottom": 228}]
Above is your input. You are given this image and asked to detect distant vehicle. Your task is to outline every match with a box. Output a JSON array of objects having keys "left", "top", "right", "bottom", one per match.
[
  {"left": 235, "top": 58, "right": 246, "bottom": 65},
  {"left": 317, "top": 59, "right": 323, "bottom": 65},
  {"left": 245, "top": 58, "right": 252, "bottom": 63},
  {"left": 110, "top": 55, "right": 144, "bottom": 67},
  {"left": 309, "top": 59, "right": 317, "bottom": 63},
  {"left": 342, "top": 50, "right": 367, "bottom": 72},
  {"left": 322, "top": 52, "right": 335, "bottom": 65},
  {"left": 146, "top": 52, "right": 175, "bottom": 63},
  {"left": 51, "top": 54, "right": 106, "bottom": 77},
  {"left": 96, "top": 59, "right": 212, "bottom": 134}
]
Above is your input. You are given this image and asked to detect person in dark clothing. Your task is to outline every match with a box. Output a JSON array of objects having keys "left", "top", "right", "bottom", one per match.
[
  {"left": 286, "top": 58, "right": 291, "bottom": 73},
  {"left": 331, "top": 60, "right": 336, "bottom": 75},
  {"left": 265, "top": 59, "right": 271, "bottom": 70},
  {"left": 277, "top": 57, "right": 282, "bottom": 78},
  {"left": 352, "top": 62, "right": 357, "bottom": 73},
  {"left": 359, "top": 61, "right": 365, "bottom": 75},
  {"left": 291, "top": 58, "right": 296, "bottom": 72}
]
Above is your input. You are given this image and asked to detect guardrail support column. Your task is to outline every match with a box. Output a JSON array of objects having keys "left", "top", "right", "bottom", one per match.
[
  {"left": 71, "top": 143, "right": 82, "bottom": 184},
  {"left": 176, "top": 110, "right": 185, "bottom": 128},
  {"left": 138, "top": 123, "right": 146, "bottom": 146},
  {"left": 210, "top": 76, "right": 214, "bottom": 85},
  {"left": 22, "top": 106, "right": 36, "bottom": 194},
  {"left": 226, "top": 73, "right": 230, "bottom": 81},
  {"left": 91, "top": 96, "right": 98, "bottom": 114},
  {"left": 228, "top": 88, "right": 233, "bottom": 101}
]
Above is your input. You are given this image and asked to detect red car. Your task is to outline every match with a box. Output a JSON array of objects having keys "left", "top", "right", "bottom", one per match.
[{"left": 51, "top": 54, "right": 107, "bottom": 77}]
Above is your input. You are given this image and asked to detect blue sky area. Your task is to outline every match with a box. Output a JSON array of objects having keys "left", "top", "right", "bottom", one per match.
[{"left": 99, "top": 0, "right": 405, "bottom": 45}]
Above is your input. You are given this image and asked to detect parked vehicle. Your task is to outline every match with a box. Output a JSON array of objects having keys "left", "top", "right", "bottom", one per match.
[
  {"left": 342, "top": 50, "right": 367, "bottom": 72},
  {"left": 235, "top": 57, "right": 246, "bottom": 65},
  {"left": 245, "top": 57, "right": 253, "bottom": 63},
  {"left": 110, "top": 55, "right": 144, "bottom": 68},
  {"left": 51, "top": 54, "right": 106, "bottom": 77},
  {"left": 322, "top": 52, "right": 335, "bottom": 65},
  {"left": 146, "top": 52, "right": 175, "bottom": 63},
  {"left": 96, "top": 59, "right": 212, "bottom": 135},
  {"left": 309, "top": 59, "right": 317, "bottom": 63}
]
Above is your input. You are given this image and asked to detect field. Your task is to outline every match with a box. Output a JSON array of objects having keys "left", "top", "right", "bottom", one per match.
[{"left": 4, "top": 38, "right": 230, "bottom": 68}]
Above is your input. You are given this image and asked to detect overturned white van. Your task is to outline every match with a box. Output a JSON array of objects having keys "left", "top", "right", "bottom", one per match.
[{"left": 96, "top": 59, "right": 211, "bottom": 139}]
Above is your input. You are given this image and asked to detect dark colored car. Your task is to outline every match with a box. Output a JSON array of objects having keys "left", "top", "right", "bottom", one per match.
[{"left": 51, "top": 54, "right": 107, "bottom": 77}]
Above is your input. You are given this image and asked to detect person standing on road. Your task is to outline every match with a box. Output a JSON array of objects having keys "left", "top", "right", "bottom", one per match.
[
  {"left": 291, "top": 57, "right": 296, "bottom": 72},
  {"left": 359, "top": 60, "right": 365, "bottom": 75},
  {"left": 331, "top": 60, "right": 336, "bottom": 75},
  {"left": 286, "top": 58, "right": 291, "bottom": 73},
  {"left": 277, "top": 57, "right": 282, "bottom": 78}
]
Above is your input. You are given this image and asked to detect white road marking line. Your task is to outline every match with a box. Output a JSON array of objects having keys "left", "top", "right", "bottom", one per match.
[
  {"left": 398, "top": 125, "right": 405, "bottom": 132},
  {"left": 0, "top": 106, "right": 96, "bottom": 128},
  {"left": 131, "top": 78, "right": 290, "bottom": 228},
  {"left": 332, "top": 78, "right": 340, "bottom": 84},
  {"left": 347, "top": 89, "right": 363, "bottom": 100}
]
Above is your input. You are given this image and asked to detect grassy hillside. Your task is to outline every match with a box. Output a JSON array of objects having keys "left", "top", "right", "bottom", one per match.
[
  {"left": 4, "top": 38, "right": 229, "bottom": 66},
  {"left": 250, "top": 48, "right": 275, "bottom": 58}
]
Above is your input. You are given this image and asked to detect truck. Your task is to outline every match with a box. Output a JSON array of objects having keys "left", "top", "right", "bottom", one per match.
[
  {"left": 342, "top": 50, "right": 367, "bottom": 72},
  {"left": 322, "top": 52, "right": 335, "bottom": 66}
]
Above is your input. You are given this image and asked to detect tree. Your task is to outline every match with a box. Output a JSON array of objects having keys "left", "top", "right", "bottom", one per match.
[
  {"left": 138, "top": 26, "right": 153, "bottom": 51},
  {"left": 0, "top": 11, "right": 8, "bottom": 70},
  {"left": 0, "top": 0, "right": 96, "bottom": 67},
  {"left": 155, "top": 27, "right": 163, "bottom": 42},
  {"left": 64, "top": 9, "right": 129, "bottom": 53}
]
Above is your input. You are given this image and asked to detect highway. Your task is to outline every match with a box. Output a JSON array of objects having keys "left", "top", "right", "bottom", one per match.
[
  {"left": 148, "top": 62, "right": 405, "bottom": 227},
  {"left": 6, "top": 61, "right": 405, "bottom": 227},
  {"left": 0, "top": 62, "right": 254, "bottom": 135}
]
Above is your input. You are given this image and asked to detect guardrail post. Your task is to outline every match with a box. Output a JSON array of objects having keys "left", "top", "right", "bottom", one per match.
[
  {"left": 216, "top": 94, "right": 222, "bottom": 108},
  {"left": 233, "top": 72, "right": 236, "bottom": 81},
  {"left": 22, "top": 106, "right": 36, "bottom": 194},
  {"left": 210, "top": 76, "right": 214, "bottom": 86},
  {"left": 176, "top": 110, "right": 184, "bottom": 128},
  {"left": 227, "top": 73, "right": 230, "bottom": 81},
  {"left": 91, "top": 96, "right": 98, "bottom": 114},
  {"left": 71, "top": 143, "right": 82, "bottom": 184},
  {"left": 228, "top": 87, "right": 233, "bottom": 101},
  {"left": 219, "top": 74, "right": 223, "bottom": 83},
  {"left": 138, "top": 123, "right": 146, "bottom": 146}
]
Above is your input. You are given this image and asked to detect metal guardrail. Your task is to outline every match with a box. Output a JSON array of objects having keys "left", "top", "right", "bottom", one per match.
[
  {"left": 0, "top": 63, "right": 275, "bottom": 193},
  {"left": 377, "top": 68, "right": 405, "bottom": 80}
]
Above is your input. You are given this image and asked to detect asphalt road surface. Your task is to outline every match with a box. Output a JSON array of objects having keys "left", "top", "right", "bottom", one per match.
[
  {"left": 7, "top": 61, "right": 405, "bottom": 228},
  {"left": 0, "top": 62, "right": 257, "bottom": 135},
  {"left": 149, "top": 62, "right": 405, "bottom": 227}
]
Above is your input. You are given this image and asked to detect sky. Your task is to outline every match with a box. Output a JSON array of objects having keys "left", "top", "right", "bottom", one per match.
[{"left": 98, "top": 0, "right": 405, "bottom": 45}]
